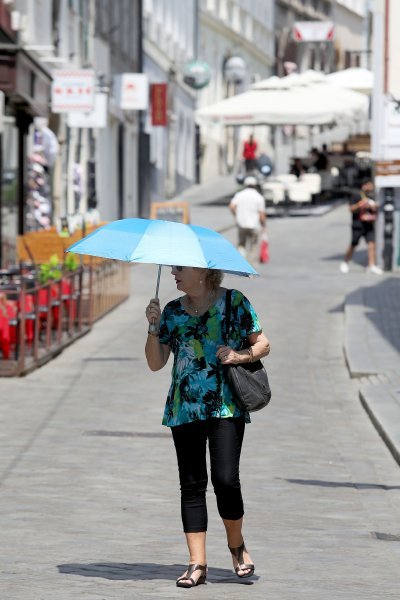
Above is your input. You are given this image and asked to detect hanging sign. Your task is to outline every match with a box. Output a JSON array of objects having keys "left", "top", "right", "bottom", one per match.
[
  {"left": 183, "top": 61, "right": 211, "bottom": 89},
  {"left": 0, "top": 91, "right": 4, "bottom": 134},
  {"left": 293, "top": 21, "right": 335, "bottom": 42},
  {"left": 67, "top": 93, "right": 108, "bottom": 128},
  {"left": 375, "top": 159, "right": 400, "bottom": 187},
  {"left": 114, "top": 73, "right": 149, "bottom": 110},
  {"left": 51, "top": 69, "right": 95, "bottom": 112},
  {"left": 151, "top": 83, "right": 167, "bottom": 126}
]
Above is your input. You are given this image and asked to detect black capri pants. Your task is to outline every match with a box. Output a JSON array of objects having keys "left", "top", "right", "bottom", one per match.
[{"left": 171, "top": 416, "right": 245, "bottom": 533}]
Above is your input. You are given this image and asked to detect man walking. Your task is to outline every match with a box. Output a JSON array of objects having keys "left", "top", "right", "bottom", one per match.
[{"left": 230, "top": 176, "right": 266, "bottom": 263}]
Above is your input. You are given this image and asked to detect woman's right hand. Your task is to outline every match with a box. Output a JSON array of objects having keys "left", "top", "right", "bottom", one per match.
[{"left": 145, "top": 298, "right": 161, "bottom": 329}]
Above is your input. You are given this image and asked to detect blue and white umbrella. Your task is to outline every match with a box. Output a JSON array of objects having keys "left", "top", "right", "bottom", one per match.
[{"left": 67, "top": 218, "right": 258, "bottom": 297}]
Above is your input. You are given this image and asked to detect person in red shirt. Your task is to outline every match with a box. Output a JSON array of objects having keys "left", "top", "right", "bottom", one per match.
[{"left": 242, "top": 135, "right": 258, "bottom": 173}]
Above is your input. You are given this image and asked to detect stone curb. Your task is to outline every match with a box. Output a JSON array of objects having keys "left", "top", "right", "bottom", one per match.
[{"left": 359, "top": 383, "right": 400, "bottom": 466}]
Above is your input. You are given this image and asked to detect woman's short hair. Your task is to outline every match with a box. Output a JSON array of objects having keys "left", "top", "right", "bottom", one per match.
[{"left": 205, "top": 269, "right": 223, "bottom": 289}]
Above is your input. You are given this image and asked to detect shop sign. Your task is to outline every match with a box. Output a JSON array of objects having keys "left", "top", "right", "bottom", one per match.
[
  {"left": 150, "top": 83, "right": 167, "bottom": 126},
  {"left": 375, "top": 160, "right": 400, "bottom": 187},
  {"left": 385, "top": 100, "right": 400, "bottom": 147},
  {"left": 114, "top": 73, "right": 149, "bottom": 110},
  {"left": 67, "top": 93, "right": 108, "bottom": 128},
  {"left": 0, "top": 91, "right": 4, "bottom": 134},
  {"left": 51, "top": 69, "right": 95, "bottom": 113},
  {"left": 183, "top": 61, "right": 211, "bottom": 90},
  {"left": 293, "top": 21, "right": 335, "bottom": 42}
]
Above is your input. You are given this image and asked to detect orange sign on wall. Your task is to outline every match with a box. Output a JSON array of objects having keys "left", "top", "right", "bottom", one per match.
[{"left": 151, "top": 83, "right": 168, "bottom": 126}]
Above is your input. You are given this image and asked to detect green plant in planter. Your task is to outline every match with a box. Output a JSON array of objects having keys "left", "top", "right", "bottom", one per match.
[
  {"left": 38, "top": 254, "right": 62, "bottom": 285},
  {"left": 64, "top": 252, "right": 79, "bottom": 272}
]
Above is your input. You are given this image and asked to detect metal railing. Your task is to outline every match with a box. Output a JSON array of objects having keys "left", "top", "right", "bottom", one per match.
[{"left": 0, "top": 260, "right": 131, "bottom": 376}]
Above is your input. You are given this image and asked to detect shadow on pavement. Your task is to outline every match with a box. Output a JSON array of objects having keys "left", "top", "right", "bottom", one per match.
[
  {"left": 57, "top": 562, "right": 258, "bottom": 584},
  {"left": 347, "top": 277, "right": 400, "bottom": 355},
  {"left": 284, "top": 478, "right": 400, "bottom": 490},
  {"left": 322, "top": 248, "right": 368, "bottom": 267},
  {"left": 328, "top": 302, "right": 344, "bottom": 313}
]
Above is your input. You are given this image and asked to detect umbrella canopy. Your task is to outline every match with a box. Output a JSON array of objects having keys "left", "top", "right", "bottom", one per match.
[
  {"left": 252, "top": 69, "right": 368, "bottom": 122},
  {"left": 195, "top": 87, "right": 337, "bottom": 126},
  {"left": 326, "top": 68, "right": 373, "bottom": 94},
  {"left": 66, "top": 218, "right": 258, "bottom": 278}
]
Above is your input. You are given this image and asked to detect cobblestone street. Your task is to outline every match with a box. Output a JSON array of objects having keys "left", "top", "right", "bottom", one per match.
[{"left": 1, "top": 200, "right": 400, "bottom": 599}]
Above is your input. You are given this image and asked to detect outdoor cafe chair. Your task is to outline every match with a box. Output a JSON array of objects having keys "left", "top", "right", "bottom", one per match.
[
  {"left": 0, "top": 286, "right": 37, "bottom": 358},
  {"left": 300, "top": 173, "right": 321, "bottom": 196},
  {"left": 276, "top": 174, "right": 297, "bottom": 187},
  {"left": 287, "top": 181, "right": 313, "bottom": 204},
  {"left": 261, "top": 181, "right": 285, "bottom": 204}
]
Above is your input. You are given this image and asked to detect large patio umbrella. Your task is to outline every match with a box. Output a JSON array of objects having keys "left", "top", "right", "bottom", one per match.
[
  {"left": 195, "top": 86, "right": 338, "bottom": 126},
  {"left": 326, "top": 68, "right": 373, "bottom": 95},
  {"left": 252, "top": 70, "right": 368, "bottom": 123}
]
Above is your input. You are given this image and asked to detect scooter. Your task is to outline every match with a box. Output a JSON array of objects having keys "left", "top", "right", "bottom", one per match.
[{"left": 235, "top": 153, "right": 273, "bottom": 186}]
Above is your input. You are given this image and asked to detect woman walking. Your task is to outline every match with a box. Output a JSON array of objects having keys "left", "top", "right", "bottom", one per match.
[{"left": 145, "top": 265, "right": 270, "bottom": 588}]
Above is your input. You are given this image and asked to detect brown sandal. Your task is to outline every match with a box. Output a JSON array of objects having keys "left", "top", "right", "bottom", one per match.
[
  {"left": 176, "top": 563, "right": 207, "bottom": 588},
  {"left": 228, "top": 541, "right": 255, "bottom": 578}
]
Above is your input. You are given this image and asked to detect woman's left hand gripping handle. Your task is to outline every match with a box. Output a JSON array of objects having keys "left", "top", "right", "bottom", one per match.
[{"left": 146, "top": 298, "right": 161, "bottom": 333}]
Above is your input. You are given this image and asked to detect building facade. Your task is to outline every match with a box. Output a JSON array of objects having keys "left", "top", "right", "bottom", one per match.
[
  {"left": 198, "top": 0, "right": 275, "bottom": 179},
  {"left": 0, "top": 0, "right": 143, "bottom": 266},
  {"left": 333, "top": 0, "right": 369, "bottom": 70},
  {"left": 274, "top": 0, "right": 335, "bottom": 75},
  {"left": 0, "top": 0, "right": 53, "bottom": 263},
  {"left": 274, "top": 0, "right": 369, "bottom": 75},
  {"left": 142, "top": 0, "right": 197, "bottom": 202},
  {"left": 93, "top": 0, "right": 141, "bottom": 220}
]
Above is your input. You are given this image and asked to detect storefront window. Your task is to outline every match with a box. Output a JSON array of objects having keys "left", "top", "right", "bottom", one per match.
[{"left": 1, "top": 118, "right": 18, "bottom": 266}]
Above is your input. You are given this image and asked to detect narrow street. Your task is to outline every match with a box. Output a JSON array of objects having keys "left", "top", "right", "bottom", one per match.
[{"left": 1, "top": 201, "right": 400, "bottom": 599}]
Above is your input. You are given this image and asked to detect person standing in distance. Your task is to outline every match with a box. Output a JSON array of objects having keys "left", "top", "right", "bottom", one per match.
[
  {"left": 340, "top": 179, "right": 382, "bottom": 274},
  {"left": 242, "top": 134, "right": 258, "bottom": 173},
  {"left": 230, "top": 176, "right": 266, "bottom": 263}
]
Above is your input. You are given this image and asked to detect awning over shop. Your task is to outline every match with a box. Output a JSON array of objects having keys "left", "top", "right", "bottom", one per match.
[{"left": 0, "top": 44, "right": 52, "bottom": 117}]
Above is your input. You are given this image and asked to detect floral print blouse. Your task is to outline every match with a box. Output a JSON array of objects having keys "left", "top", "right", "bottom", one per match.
[{"left": 158, "top": 288, "right": 262, "bottom": 427}]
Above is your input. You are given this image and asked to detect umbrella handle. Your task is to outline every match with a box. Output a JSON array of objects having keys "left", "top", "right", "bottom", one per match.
[{"left": 149, "top": 265, "right": 162, "bottom": 333}]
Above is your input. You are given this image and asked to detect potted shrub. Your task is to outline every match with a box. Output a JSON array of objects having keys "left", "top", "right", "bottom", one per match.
[{"left": 38, "top": 254, "right": 62, "bottom": 286}]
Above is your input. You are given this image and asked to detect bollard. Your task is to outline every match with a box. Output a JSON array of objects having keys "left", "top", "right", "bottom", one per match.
[{"left": 382, "top": 187, "right": 394, "bottom": 271}]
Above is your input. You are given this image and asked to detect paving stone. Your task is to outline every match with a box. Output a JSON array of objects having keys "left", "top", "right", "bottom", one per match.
[{"left": 1, "top": 198, "right": 400, "bottom": 599}]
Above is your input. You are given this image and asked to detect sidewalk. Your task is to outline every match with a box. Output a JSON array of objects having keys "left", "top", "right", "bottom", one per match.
[
  {"left": 1, "top": 180, "right": 400, "bottom": 599},
  {"left": 344, "top": 276, "right": 400, "bottom": 465},
  {"left": 186, "top": 174, "right": 400, "bottom": 468}
]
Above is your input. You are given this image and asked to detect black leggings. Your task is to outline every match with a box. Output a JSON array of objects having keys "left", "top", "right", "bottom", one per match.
[{"left": 171, "top": 417, "right": 245, "bottom": 533}]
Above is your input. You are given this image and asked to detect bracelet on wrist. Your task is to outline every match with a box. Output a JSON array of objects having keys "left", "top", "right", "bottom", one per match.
[
  {"left": 148, "top": 329, "right": 159, "bottom": 337},
  {"left": 244, "top": 348, "right": 253, "bottom": 363}
]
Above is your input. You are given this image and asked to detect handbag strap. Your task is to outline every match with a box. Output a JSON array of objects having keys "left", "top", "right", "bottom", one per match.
[
  {"left": 224, "top": 289, "right": 232, "bottom": 345},
  {"left": 225, "top": 289, "right": 248, "bottom": 351}
]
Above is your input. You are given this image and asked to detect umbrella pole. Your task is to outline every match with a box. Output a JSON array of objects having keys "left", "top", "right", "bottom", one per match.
[
  {"left": 154, "top": 264, "right": 162, "bottom": 299},
  {"left": 149, "top": 265, "right": 162, "bottom": 333}
]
